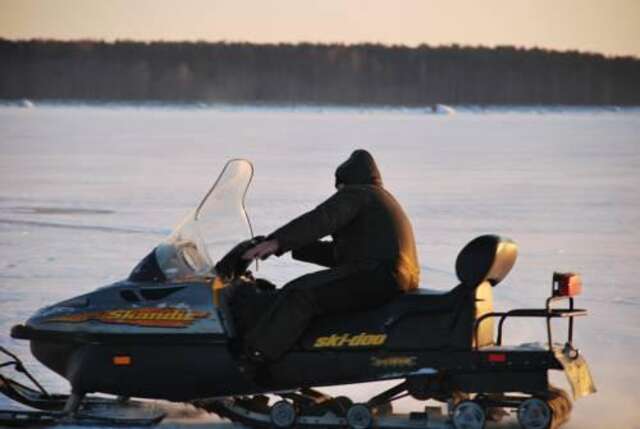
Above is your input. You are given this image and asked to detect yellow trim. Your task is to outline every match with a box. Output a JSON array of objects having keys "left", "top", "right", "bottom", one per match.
[
  {"left": 371, "top": 356, "right": 417, "bottom": 368},
  {"left": 45, "top": 308, "right": 209, "bottom": 327},
  {"left": 212, "top": 277, "right": 225, "bottom": 306},
  {"left": 312, "top": 333, "right": 387, "bottom": 348}
]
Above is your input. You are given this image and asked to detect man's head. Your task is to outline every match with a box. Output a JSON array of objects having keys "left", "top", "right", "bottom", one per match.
[{"left": 335, "top": 149, "right": 383, "bottom": 188}]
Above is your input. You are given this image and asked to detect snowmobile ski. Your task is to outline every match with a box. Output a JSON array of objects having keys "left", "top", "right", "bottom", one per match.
[{"left": 0, "top": 347, "right": 165, "bottom": 427}]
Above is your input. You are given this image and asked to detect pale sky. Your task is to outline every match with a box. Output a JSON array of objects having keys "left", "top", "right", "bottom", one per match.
[{"left": 1, "top": 0, "right": 639, "bottom": 57}]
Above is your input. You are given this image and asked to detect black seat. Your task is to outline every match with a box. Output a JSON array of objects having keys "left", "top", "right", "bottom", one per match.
[{"left": 299, "top": 235, "right": 518, "bottom": 351}]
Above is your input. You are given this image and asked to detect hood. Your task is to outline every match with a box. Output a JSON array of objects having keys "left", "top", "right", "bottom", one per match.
[{"left": 335, "top": 149, "right": 383, "bottom": 187}]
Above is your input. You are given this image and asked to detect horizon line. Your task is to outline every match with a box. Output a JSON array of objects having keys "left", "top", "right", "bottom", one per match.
[{"left": 2, "top": 37, "right": 638, "bottom": 61}]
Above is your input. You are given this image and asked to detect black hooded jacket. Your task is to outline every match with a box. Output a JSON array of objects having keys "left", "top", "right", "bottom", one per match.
[{"left": 269, "top": 150, "right": 420, "bottom": 292}]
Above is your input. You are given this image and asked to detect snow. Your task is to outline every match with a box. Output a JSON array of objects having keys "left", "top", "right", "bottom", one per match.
[
  {"left": 19, "top": 99, "right": 35, "bottom": 109},
  {"left": 1, "top": 104, "right": 639, "bottom": 428},
  {"left": 432, "top": 104, "right": 455, "bottom": 114}
]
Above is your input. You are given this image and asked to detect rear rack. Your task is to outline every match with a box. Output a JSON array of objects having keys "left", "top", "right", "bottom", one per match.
[{"left": 474, "top": 293, "right": 587, "bottom": 352}]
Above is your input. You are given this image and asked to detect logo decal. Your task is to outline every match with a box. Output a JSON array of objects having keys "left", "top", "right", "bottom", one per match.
[
  {"left": 371, "top": 356, "right": 417, "bottom": 368},
  {"left": 313, "top": 332, "right": 387, "bottom": 348},
  {"left": 45, "top": 308, "right": 209, "bottom": 328}
]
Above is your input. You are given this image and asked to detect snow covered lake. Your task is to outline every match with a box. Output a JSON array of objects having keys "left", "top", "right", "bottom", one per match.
[{"left": 0, "top": 104, "right": 639, "bottom": 428}]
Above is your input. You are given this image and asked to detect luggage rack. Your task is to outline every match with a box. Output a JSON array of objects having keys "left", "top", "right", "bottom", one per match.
[{"left": 474, "top": 273, "right": 587, "bottom": 352}]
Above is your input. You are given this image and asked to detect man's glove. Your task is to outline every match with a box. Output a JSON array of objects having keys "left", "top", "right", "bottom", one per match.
[
  {"left": 215, "top": 236, "right": 266, "bottom": 279},
  {"left": 242, "top": 238, "right": 280, "bottom": 261}
]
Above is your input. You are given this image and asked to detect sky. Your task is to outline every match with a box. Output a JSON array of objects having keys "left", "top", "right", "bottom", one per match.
[{"left": 1, "top": 0, "right": 639, "bottom": 58}]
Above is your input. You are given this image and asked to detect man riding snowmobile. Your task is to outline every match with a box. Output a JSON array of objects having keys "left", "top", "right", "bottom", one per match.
[
  {"left": 241, "top": 149, "right": 420, "bottom": 364},
  {"left": 1, "top": 157, "right": 595, "bottom": 429}
]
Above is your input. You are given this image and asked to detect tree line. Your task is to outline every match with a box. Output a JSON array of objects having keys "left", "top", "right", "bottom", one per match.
[{"left": 1, "top": 39, "right": 639, "bottom": 105}]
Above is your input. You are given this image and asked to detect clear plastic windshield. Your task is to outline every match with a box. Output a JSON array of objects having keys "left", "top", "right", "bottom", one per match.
[{"left": 155, "top": 159, "right": 254, "bottom": 281}]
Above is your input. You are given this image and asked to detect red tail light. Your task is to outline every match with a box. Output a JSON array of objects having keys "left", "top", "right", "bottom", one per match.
[
  {"left": 487, "top": 353, "right": 507, "bottom": 363},
  {"left": 553, "top": 272, "right": 582, "bottom": 297}
]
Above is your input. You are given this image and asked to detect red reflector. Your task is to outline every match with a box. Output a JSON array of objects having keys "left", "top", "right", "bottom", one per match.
[
  {"left": 113, "top": 356, "right": 131, "bottom": 366},
  {"left": 553, "top": 272, "right": 582, "bottom": 297},
  {"left": 487, "top": 353, "right": 507, "bottom": 363}
]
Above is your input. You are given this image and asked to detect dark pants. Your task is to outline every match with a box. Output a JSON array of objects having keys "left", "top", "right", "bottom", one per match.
[{"left": 244, "top": 262, "right": 400, "bottom": 361}]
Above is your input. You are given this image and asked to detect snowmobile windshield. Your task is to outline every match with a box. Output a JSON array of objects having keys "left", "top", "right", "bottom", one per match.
[{"left": 154, "top": 159, "right": 254, "bottom": 282}]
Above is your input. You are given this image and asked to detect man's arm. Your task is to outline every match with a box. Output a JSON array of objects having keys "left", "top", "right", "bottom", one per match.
[
  {"left": 242, "top": 188, "right": 366, "bottom": 261},
  {"left": 292, "top": 240, "right": 336, "bottom": 267},
  {"left": 269, "top": 187, "right": 365, "bottom": 255}
]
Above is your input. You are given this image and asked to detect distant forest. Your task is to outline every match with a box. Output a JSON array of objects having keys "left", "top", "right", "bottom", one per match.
[{"left": 1, "top": 39, "right": 639, "bottom": 106}]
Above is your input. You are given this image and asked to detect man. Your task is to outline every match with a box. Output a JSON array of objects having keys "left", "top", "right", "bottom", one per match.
[{"left": 241, "top": 149, "right": 420, "bottom": 363}]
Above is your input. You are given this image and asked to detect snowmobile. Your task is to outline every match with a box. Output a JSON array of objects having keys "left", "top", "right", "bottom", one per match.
[{"left": 0, "top": 159, "right": 595, "bottom": 429}]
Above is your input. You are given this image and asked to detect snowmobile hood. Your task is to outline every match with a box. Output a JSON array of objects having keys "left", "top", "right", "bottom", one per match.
[
  {"left": 335, "top": 149, "right": 383, "bottom": 187},
  {"left": 11, "top": 280, "right": 228, "bottom": 343}
]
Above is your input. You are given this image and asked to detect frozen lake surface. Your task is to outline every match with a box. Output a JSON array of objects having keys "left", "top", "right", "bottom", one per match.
[{"left": 0, "top": 104, "right": 639, "bottom": 428}]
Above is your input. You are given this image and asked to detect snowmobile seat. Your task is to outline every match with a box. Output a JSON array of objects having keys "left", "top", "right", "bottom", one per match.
[{"left": 300, "top": 235, "right": 518, "bottom": 351}]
